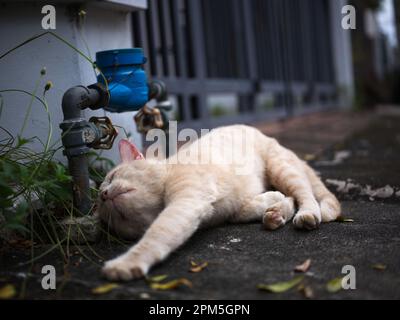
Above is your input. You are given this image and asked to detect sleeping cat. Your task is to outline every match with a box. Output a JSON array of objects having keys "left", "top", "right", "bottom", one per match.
[{"left": 97, "top": 125, "right": 341, "bottom": 281}]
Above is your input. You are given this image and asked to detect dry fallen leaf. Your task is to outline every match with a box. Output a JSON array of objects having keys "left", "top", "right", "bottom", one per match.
[
  {"left": 150, "top": 278, "right": 193, "bottom": 291},
  {"left": 147, "top": 274, "right": 169, "bottom": 283},
  {"left": 139, "top": 292, "right": 151, "bottom": 299},
  {"left": 297, "top": 283, "right": 314, "bottom": 299},
  {"left": 190, "top": 261, "right": 209, "bottom": 273},
  {"left": 258, "top": 276, "right": 304, "bottom": 293},
  {"left": 335, "top": 216, "right": 354, "bottom": 223},
  {"left": 372, "top": 264, "right": 387, "bottom": 271},
  {"left": 0, "top": 284, "right": 16, "bottom": 299},
  {"left": 326, "top": 277, "right": 343, "bottom": 293},
  {"left": 295, "top": 259, "right": 312, "bottom": 273},
  {"left": 91, "top": 283, "right": 119, "bottom": 295},
  {"left": 304, "top": 154, "right": 316, "bottom": 161}
]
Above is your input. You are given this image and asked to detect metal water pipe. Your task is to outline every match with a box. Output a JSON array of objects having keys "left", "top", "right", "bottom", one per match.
[{"left": 60, "top": 48, "right": 171, "bottom": 215}]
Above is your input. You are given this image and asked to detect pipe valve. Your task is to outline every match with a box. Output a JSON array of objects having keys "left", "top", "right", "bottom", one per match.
[{"left": 89, "top": 117, "right": 118, "bottom": 150}]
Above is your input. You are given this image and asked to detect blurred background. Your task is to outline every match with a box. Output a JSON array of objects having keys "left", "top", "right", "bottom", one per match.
[{"left": 0, "top": 0, "right": 399, "bottom": 162}]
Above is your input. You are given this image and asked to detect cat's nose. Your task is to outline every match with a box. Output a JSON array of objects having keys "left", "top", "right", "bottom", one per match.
[{"left": 100, "top": 190, "right": 108, "bottom": 201}]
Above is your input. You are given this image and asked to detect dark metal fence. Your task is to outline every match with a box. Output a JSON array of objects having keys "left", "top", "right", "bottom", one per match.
[{"left": 132, "top": 0, "right": 337, "bottom": 130}]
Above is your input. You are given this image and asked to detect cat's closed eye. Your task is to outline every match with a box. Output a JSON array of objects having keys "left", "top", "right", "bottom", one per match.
[{"left": 107, "top": 171, "right": 117, "bottom": 183}]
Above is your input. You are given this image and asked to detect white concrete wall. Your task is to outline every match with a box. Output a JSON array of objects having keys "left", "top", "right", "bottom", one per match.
[
  {"left": 329, "top": 0, "right": 355, "bottom": 108},
  {"left": 0, "top": 2, "right": 144, "bottom": 165}
]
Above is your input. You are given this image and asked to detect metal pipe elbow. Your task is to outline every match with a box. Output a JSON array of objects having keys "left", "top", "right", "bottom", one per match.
[{"left": 62, "top": 85, "right": 107, "bottom": 120}]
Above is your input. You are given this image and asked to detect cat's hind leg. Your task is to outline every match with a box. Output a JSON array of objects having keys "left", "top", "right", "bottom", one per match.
[
  {"left": 263, "top": 140, "right": 322, "bottom": 230},
  {"left": 303, "top": 164, "right": 341, "bottom": 222}
]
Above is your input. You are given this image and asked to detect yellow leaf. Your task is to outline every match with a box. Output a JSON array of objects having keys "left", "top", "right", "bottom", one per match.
[
  {"left": 335, "top": 216, "right": 354, "bottom": 223},
  {"left": 326, "top": 277, "right": 343, "bottom": 293},
  {"left": 294, "top": 259, "right": 312, "bottom": 273},
  {"left": 297, "top": 284, "right": 314, "bottom": 299},
  {"left": 147, "top": 275, "right": 168, "bottom": 283},
  {"left": 150, "top": 278, "right": 192, "bottom": 291},
  {"left": 258, "top": 276, "right": 304, "bottom": 293},
  {"left": 91, "top": 283, "right": 119, "bottom": 295},
  {"left": 0, "top": 284, "right": 16, "bottom": 299},
  {"left": 190, "top": 261, "right": 208, "bottom": 273},
  {"left": 304, "top": 154, "right": 316, "bottom": 161},
  {"left": 372, "top": 264, "right": 387, "bottom": 271}
]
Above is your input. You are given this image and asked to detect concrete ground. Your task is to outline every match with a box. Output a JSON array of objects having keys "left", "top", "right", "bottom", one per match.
[{"left": 1, "top": 109, "right": 399, "bottom": 300}]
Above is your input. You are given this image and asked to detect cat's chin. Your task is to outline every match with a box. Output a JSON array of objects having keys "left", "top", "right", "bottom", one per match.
[
  {"left": 99, "top": 216, "right": 145, "bottom": 241},
  {"left": 98, "top": 206, "right": 150, "bottom": 241}
]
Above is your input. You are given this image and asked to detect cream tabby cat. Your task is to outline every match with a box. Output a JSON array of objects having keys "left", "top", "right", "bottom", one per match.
[{"left": 97, "top": 125, "right": 340, "bottom": 281}]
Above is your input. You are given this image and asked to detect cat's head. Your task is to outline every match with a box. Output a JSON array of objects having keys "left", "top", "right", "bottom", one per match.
[{"left": 96, "top": 140, "right": 166, "bottom": 240}]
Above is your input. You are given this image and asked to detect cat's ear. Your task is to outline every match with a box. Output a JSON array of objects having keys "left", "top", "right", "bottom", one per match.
[{"left": 119, "top": 139, "right": 145, "bottom": 162}]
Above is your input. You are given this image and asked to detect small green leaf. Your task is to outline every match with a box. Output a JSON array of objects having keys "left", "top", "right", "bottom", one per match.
[
  {"left": 15, "top": 201, "right": 28, "bottom": 218},
  {"left": 16, "top": 136, "right": 31, "bottom": 148},
  {"left": 0, "top": 198, "right": 13, "bottom": 209},
  {"left": 1, "top": 161, "right": 17, "bottom": 179},
  {"left": 54, "top": 164, "right": 72, "bottom": 182},
  {"left": 326, "top": 277, "right": 344, "bottom": 293},
  {"left": 258, "top": 276, "right": 304, "bottom": 293},
  {"left": 0, "top": 181, "right": 14, "bottom": 198}
]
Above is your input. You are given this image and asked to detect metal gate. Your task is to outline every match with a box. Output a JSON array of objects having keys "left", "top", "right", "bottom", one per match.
[{"left": 132, "top": 0, "right": 337, "bottom": 130}]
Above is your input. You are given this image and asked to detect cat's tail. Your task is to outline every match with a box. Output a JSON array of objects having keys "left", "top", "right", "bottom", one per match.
[{"left": 303, "top": 163, "right": 341, "bottom": 222}]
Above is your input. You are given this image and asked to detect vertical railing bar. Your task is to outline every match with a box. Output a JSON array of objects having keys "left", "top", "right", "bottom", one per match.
[
  {"left": 135, "top": 11, "right": 152, "bottom": 75},
  {"left": 186, "top": 0, "right": 208, "bottom": 120},
  {"left": 187, "top": 0, "right": 207, "bottom": 79},
  {"left": 159, "top": 0, "right": 176, "bottom": 77},
  {"left": 148, "top": 0, "right": 164, "bottom": 76},
  {"left": 277, "top": 0, "right": 291, "bottom": 116},
  {"left": 158, "top": 0, "right": 170, "bottom": 77},
  {"left": 201, "top": 0, "right": 214, "bottom": 77},
  {"left": 242, "top": 0, "right": 258, "bottom": 112},
  {"left": 145, "top": 1, "right": 159, "bottom": 76},
  {"left": 170, "top": 0, "right": 188, "bottom": 78},
  {"left": 232, "top": 0, "right": 247, "bottom": 79}
]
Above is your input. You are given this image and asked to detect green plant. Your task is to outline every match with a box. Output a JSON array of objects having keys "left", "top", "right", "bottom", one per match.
[
  {"left": 211, "top": 104, "right": 229, "bottom": 118},
  {"left": 0, "top": 14, "right": 140, "bottom": 293}
]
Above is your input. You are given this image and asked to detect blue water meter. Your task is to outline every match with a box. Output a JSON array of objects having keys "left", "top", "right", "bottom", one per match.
[{"left": 95, "top": 48, "right": 149, "bottom": 113}]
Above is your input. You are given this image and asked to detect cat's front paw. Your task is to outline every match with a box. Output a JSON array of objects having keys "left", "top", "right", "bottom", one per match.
[
  {"left": 293, "top": 211, "right": 321, "bottom": 230},
  {"left": 102, "top": 257, "right": 147, "bottom": 281}
]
